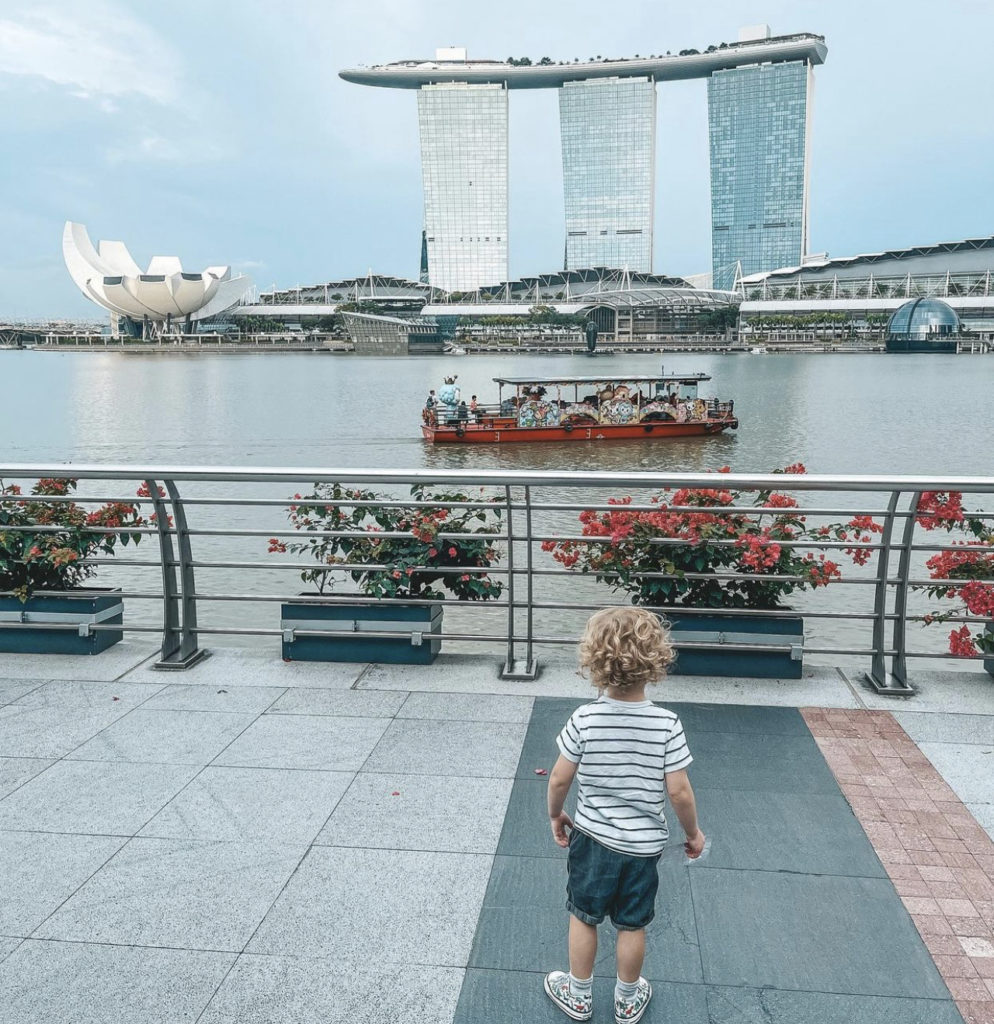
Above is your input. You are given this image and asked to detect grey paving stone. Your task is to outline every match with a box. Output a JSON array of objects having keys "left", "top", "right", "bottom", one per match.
[
  {"left": 916, "top": 742, "right": 994, "bottom": 804},
  {"left": 0, "top": 643, "right": 157, "bottom": 682},
  {"left": 198, "top": 955, "right": 463, "bottom": 1024},
  {"left": 67, "top": 709, "right": 257, "bottom": 765},
  {"left": 362, "top": 718, "right": 528, "bottom": 778},
  {"left": 141, "top": 683, "right": 287, "bottom": 714},
  {"left": 140, "top": 766, "right": 354, "bottom": 843},
  {"left": 248, "top": 846, "right": 492, "bottom": 965},
  {"left": 0, "top": 939, "right": 235, "bottom": 1024},
  {"left": 454, "top": 970, "right": 710, "bottom": 1024},
  {"left": 398, "top": 691, "right": 534, "bottom": 722},
  {"left": 693, "top": 788, "right": 886, "bottom": 877},
  {"left": 11, "top": 679, "right": 165, "bottom": 708},
  {"left": 967, "top": 800, "right": 994, "bottom": 837},
  {"left": 692, "top": 869, "right": 948, "bottom": 998},
  {"left": 0, "top": 936, "right": 21, "bottom": 962},
  {"left": 0, "top": 759, "right": 199, "bottom": 835},
  {"left": 856, "top": 668, "right": 994, "bottom": 714},
  {"left": 36, "top": 837, "right": 306, "bottom": 951},
  {"left": 266, "top": 687, "right": 407, "bottom": 718},
  {"left": 0, "top": 831, "right": 125, "bottom": 935},
  {"left": 704, "top": 985, "right": 964, "bottom": 1024},
  {"left": 893, "top": 711, "right": 994, "bottom": 745},
  {"left": 0, "top": 704, "right": 132, "bottom": 758},
  {"left": 213, "top": 714, "right": 390, "bottom": 771},
  {"left": 0, "top": 679, "right": 47, "bottom": 705},
  {"left": 668, "top": 702, "right": 810, "bottom": 736},
  {"left": 471, "top": 855, "right": 703, "bottom": 983},
  {"left": 316, "top": 772, "right": 513, "bottom": 853},
  {"left": 0, "top": 757, "right": 55, "bottom": 799},
  {"left": 121, "top": 648, "right": 366, "bottom": 689},
  {"left": 496, "top": 778, "right": 575, "bottom": 859}
]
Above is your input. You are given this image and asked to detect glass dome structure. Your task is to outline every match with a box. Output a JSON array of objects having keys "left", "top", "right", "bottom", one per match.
[{"left": 886, "top": 298, "right": 960, "bottom": 341}]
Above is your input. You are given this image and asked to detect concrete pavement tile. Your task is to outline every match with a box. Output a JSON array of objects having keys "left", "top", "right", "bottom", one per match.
[
  {"left": 704, "top": 984, "right": 964, "bottom": 1023},
  {"left": 692, "top": 869, "right": 949, "bottom": 998},
  {"left": 0, "top": 936, "right": 22, "bottom": 962},
  {"left": 213, "top": 714, "right": 390, "bottom": 771},
  {"left": 0, "top": 940, "right": 235, "bottom": 1024},
  {"left": 67, "top": 709, "right": 257, "bottom": 765},
  {"left": 0, "top": 757, "right": 55, "bottom": 799},
  {"left": 198, "top": 955, "right": 463, "bottom": 1024},
  {"left": 0, "top": 831, "right": 125, "bottom": 935},
  {"left": 856, "top": 670, "right": 994, "bottom": 714},
  {"left": 11, "top": 679, "right": 165, "bottom": 708},
  {"left": 693, "top": 788, "right": 886, "bottom": 877},
  {"left": 362, "top": 718, "right": 527, "bottom": 778},
  {"left": 893, "top": 713, "right": 994, "bottom": 746},
  {"left": 967, "top": 802, "right": 994, "bottom": 838},
  {"left": 316, "top": 772, "right": 513, "bottom": 853},
  {"left": 265, "top": 687, "right": 407, "bottom": 717},
  {"left": 0, "top": 704, "right": 131, "bottom": 758},
  {"left": 453, "top": 970, "right": 710, "bottom": 1024},
  {"left": 140, "top": 767, "right": 354, "bottom": 843},
  {"left": 35, "top": 837, "right": 306, "bottom": 951},
  {"left": 140, "top": 684, "right": 286, "bottom": 714},
  {"left": 495, "top": 778, "right": 575, "bottom": 859},
  {"left": 121, "top": 648, "right": 365, "bottom": 689},
  {"left": 472, "top": 855, "right": 703, "bottom": 983},
  {"left": 917, "top": 744, "right": 994, "bottom": 805},
  {"left": 0, "top": 759, "right": 198, "bottom": 835},
  {"left": 0, "top": 680, "right": 47, "bottom": 705},
  {"left": 247, "top": 846, "right": 491, "bottom": 965},
  {"left": 0, "top": 643, "right": 157, "bottom": 682},
  {"left": 397, "top": 691, "right": 534, "bottom": 722}
]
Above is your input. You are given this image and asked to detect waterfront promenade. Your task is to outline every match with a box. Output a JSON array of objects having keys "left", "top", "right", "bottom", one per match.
[{"left": 1, "top": 646, "right": 993, "bottom": 1023}]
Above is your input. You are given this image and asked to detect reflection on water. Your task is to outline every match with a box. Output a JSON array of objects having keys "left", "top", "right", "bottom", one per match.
[{"left": 2, "top": 349, "right": 992, "bottom": 663}]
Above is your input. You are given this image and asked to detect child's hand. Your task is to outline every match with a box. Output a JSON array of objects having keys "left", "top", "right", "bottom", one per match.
[
  {"left": 684, "top": 829, "right": 706, "bottom": 859},
  {"left": 550, "top": 812, "right": 574, "bottom": 848}
]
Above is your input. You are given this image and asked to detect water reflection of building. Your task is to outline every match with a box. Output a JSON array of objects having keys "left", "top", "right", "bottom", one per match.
[
  {"left": 340, "top": 28, "right": 826, "bottom": 289},
  {"left": 738, "top": 235, "right": 994, "bottom": 340}
]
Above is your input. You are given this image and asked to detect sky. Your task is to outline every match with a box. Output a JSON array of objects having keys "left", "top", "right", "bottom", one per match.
[{"left": 1, "top": 0, "right": 992, "bottom": 318}]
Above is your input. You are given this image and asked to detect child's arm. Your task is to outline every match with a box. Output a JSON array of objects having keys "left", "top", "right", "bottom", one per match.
[
  {"left": 665, "top": 769, "right": 706, "bottom": 857},
  {"left": 547, "top": 754, "right": 579, "bottom": 848}
]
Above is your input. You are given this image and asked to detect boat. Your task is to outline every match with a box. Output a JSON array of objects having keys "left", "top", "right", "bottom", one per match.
[
  {"left": 749, "top": 346, "right": 767, "bottom": 354},
  {"left": 443, "top": 342, "right": 467, "bottom": 356},
  {"left": 421, "top": 372, "right": 738, "bottom": 444}
]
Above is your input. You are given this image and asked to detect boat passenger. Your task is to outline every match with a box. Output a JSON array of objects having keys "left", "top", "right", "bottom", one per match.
[
  {"left": 457, "top": 400, "right": 469, "bottom": 423},
  {"left": 470, "top": 395, "right": 480, "bottom": 422},
  {"left": 425, "top": 390, "right": 436, "bottom": 408}
]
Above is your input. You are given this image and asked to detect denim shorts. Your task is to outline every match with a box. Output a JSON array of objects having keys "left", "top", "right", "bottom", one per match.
[{"left": 566, "top": 829, "right": 661, "bottom": 931}]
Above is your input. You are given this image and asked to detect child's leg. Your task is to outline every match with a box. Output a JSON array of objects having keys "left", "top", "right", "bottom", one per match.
[
  {"left": 615, "top": 927, "right": 645, "bottom": 983},
  {"left": 568, "top": 914, "right": 597, "bottom": 979}
]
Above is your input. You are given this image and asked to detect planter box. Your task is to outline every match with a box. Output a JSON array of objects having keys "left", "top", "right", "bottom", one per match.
[
  {"left": 0, "top": 591, "right": 124, "bottom": 655},
  {"left": 280, "top": 599, "right": 442, "bottom": 664},
  {"left": 664, "top": 611, "right": 804, "bottom": 679}
]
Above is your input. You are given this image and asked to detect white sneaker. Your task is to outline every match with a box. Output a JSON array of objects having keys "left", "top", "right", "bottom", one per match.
[{"left": 615, "top": 977, "right": 652, "bottom": 1024}]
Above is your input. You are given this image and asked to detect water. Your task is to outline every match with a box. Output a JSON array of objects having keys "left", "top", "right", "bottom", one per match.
[{"left": 2, "top": 349, "right": 992, "bottom": 665}]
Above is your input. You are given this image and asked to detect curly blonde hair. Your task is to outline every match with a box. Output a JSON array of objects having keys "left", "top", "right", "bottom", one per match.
[{"left": 579, "top": 607, "right": 675, "bottom": 692}]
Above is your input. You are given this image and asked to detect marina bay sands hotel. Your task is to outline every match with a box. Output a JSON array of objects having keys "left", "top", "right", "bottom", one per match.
[{"left": 339, "top": 27, "right": 827, "bottom": 292}]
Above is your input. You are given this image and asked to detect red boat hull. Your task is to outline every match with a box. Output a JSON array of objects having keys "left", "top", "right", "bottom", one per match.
[{"left": 423, "top": 416, "right": 738, "bottom": 443}]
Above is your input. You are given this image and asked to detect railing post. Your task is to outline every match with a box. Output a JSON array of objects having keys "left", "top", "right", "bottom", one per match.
[
  {"left": 146, "top": 478, "right": 208, "bottom": 670},
  {"left": 500, "top": 484, "right": 538, "bottom": 680},
  {"left": 863, "top": 490, "right": 914, "bottom": 695},
  {"left": 889, "top": 491, "right": 922, "bottom": 689}
]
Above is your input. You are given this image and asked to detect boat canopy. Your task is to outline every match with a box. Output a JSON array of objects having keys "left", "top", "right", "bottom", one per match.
[{"left": 492, "top": 373, "right": 711, "bottom": 386}]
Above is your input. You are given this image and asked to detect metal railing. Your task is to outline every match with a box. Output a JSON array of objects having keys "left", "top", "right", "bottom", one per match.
[{"left": 1, "top": 465, "right": 993, "bottom": 694}]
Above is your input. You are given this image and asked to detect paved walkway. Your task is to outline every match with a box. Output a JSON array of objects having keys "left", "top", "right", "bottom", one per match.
[{"left": 0, "top": 645, "right": 992, "bottom": 1023}]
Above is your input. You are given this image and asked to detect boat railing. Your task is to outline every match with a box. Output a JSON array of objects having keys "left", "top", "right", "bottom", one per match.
[{"left": 1, "top": 464, "right": 991, "bottom": 694}]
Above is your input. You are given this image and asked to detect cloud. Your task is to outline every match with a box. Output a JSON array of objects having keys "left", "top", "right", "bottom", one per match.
[
  {"left": 104, "top": 132, "right": 230, "bottom": 165},
  {"left": 0, "top": 3, "right": 178, "bottom": 105}
]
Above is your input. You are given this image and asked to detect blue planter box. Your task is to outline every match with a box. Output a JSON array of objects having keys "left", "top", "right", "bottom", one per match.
[
  {"left": 280, "top": 599, "right": 442, "bottom": 664},
  {"left": 664, "top": 611, "right": 804, "bottom": 679},
  {"left": 0, "top": 592, "right": 124, "bottom": 655}
]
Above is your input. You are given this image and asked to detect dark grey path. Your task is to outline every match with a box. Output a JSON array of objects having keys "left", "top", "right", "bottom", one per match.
[{"left": 453, "top": 699, "right": 965, "bottom": 1024}]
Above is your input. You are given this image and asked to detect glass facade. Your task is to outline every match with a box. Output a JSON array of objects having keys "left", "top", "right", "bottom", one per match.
[
  {"left": 417, "top": 83, "right": 508, "bottom": 292},
  {"left": 708, "top": 60, "right": 812, "bottom": 290},
  {"left": 559, "top": 77, "right": 655, "bottom": 272}
]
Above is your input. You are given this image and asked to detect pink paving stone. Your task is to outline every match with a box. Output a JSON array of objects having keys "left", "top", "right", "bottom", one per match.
[
  {"left": 901, "top": 895, "right": 942, "bottom": 915},
  {"left": 913, "top": 913, "right": 954, "bottom": 935},
  {"left": 960, "top": 1001, "right": 994, "bottom": 1024},
  {"left": 910, "top": 848, "right": 950, "bottom": 867},
  {"left": 980, "top": 964, "right": 994, "bottom": 983},
  {"left": 902, "top": 795, "right": 941, "bottom": 812},
  {"left": 881, "top": 806, "right": 919, "bottom": 825},
  {"left": 894, "top": 877, "right": 933, "bottom": 897},
  {"left": 976, "top": 855, "right": 994, "bottom": 874},
  {"left": 930, "top": 880, "right": 971, "bottom": 900},
  {"left": 959, "top": 937, "right": 994, "bottom": 958},
  {"left": 878, "top": 848, "right": 914, "bottom": 866},
  {"left": 925, "top": 932, "right": 970, "bottom": 956},
  {"left": 894, "top": 825, "right": 938, "bottom": 851},
  {"left": 946, "top": 852, "right": 982, "bottom": 870},
  {"left": 986, "top": 980, "right": 994, "bottom": 999},
  {"left": 961, "top": 873, "right": 994, "bottom": 901},
  {"left": 949, "top": 916, "right": 994, "bottom": 939},
  {"left": 976, "top": 902, "right": 994, "bottom": 927},
  {"left": 840, "top": 783, "right": 873, "bottom": 800},
  {"left": 948, "top": 978, "right": 994, "bottom": 1003},
  {"left": 935, "top": 838, "right": 974, "bottom": 855},
  {"left": 920, "top": 864, "right": 957, "bottom": 882},
  {"left": 939, "top": 899, "right": 983, "bottom": 917},
  {"left": 935, "top": 955, "right": 981, "bottom": 979},
  {"left": 887, "top": 862, "right": 923, "bottom": 880},
  {"left": 865, "top": 775, "right": 899, "bottom": 791}
]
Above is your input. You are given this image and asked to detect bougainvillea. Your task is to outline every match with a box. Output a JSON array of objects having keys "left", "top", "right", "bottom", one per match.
[
  {"left": 0, "top": 478, "right": 148, "bottom": 602},
  {"left": 268, "top": 482, "right": 504, "bottom": 601},
  {"left": 542, "top": 465, "right": 881, "bottom": 610},
  {"left": 914, "top": 491, "right": 994, "bottom": 658}
]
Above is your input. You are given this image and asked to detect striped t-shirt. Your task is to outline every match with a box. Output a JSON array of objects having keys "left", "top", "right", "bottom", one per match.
[{"left": 556, "top": 695, "right": 692, "bottom": 857}]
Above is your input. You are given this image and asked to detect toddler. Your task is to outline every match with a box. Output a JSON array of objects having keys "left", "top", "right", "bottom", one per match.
[{"left": 545, "top": 607, "right": 705, "bottom": 1023}]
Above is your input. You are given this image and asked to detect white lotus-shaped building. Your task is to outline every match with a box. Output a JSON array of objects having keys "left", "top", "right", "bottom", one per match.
[{"left": 63, "top": 221, "right": 253, "bottom": 325}]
